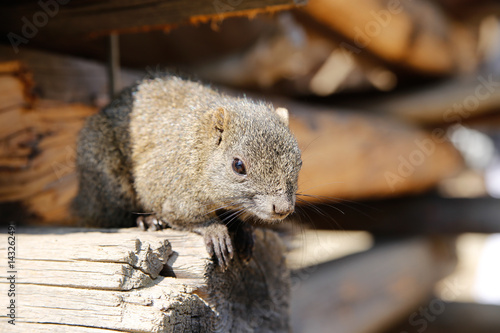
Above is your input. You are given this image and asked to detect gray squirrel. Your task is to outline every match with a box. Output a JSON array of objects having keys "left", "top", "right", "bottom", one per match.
[{"left": 72, "top": 75, "right": 302, "bottom": 269}]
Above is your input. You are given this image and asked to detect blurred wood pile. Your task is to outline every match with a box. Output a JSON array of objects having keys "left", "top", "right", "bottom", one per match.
[
  {"left": 289, "top": 234, "right": 457, "bottom": 333},
  {"left": 0, "top": 60, "right": 97, "bottom": 223},
  {"left": 1, "top": 0, "right": 500, "bottom": 332},
  {"left": 0, "top": 50, "right": 462, "bottom": 225},
  {"left": 196, "top": 0, "right": 479, "bottom": 95}
]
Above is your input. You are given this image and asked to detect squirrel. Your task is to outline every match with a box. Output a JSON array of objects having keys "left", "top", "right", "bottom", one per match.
[{"left": 71, "top": 75, "right": 302, "bottom": 269}]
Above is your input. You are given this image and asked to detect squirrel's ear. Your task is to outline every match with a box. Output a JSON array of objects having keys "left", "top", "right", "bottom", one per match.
[
  {"left": 275, "top": 107, "right": 289, "bottom": 126},
  {"left": 212, "top": 107, "right": 227, "bottom": 131},
  {"left": 211, "top": 107, "right": 228, "bottom": 145}
]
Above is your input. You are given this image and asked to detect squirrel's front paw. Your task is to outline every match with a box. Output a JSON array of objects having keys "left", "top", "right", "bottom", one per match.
[
  {"left": 203, "top": 223, "right": 234, "bottom": 271},
  {"left": 136, "top": 215, "right": 169, "bottom": 231}
]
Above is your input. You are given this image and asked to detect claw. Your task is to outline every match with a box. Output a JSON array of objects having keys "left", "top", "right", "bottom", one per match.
[
  {"left": 213, "top": 236, "right": 224, "bottom": 268},
  {"left": 202, "top": 223, "right": 234, "bottom": 270},
  {"left": 136, "top": 215, "right": 168, "bottom": 231},
  {"left": 225, "top": 233, "right": 234, "bottom": 260},
  {"left": 137, "top": 216, "right": 146, "bottom": 231},
  {"left": 205, "top": 237, "right": 215, "bottom": 258}
]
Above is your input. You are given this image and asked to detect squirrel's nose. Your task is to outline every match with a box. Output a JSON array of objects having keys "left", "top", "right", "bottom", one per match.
[{"left": 272, "top": 201, "right": 294, "bottom": 218}]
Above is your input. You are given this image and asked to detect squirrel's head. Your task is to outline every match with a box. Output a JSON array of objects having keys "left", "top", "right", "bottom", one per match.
[{"left": 204, "top": 100, "right": 302, "bottom": 223}]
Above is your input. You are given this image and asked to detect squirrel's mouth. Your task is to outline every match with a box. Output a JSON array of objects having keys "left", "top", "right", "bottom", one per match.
[
  {"left": 272, "top": 211, "right": 291, "bottom": 220},
  {"left": 218, "top": 195, "right": 295, "bottom": 223},
  {"left": 251, "top": 208, "right": 293, "bottom": 223},
  {"left": 250, "top": 194, "right": 295, "bottom": 222},
  {"left": 218, "top": 207, "right": 290, "bottom": 223}
]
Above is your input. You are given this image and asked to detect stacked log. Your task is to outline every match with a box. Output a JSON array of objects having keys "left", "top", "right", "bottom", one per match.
[
  {"left": 284, "top": 99, "right": 463, "bottom": 200},
  {"left": 0, "top": 55, "right": 464, "bottom": 225},
  {"left": 0, "top": 61, "right": 97, "bottom": 224},
  {"left": 301, "top": 0, "right": 477, "bottom": 75},
  {"left": 195, "top": 0, "right": 480, "bottom": 96}
]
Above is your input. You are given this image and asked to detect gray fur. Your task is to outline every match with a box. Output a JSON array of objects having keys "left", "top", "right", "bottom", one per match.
[{"left": 72, "top": 75, "right": 302, "bottom": 264}]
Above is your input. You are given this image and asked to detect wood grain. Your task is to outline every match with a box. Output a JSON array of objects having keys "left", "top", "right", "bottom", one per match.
[{"left": 0, "top": 227, "right": 290, "bottom": 333}]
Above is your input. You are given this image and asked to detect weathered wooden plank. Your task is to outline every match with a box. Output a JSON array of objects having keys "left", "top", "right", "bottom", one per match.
[
  {"left": 0, "top": 227, "right": 290, "bottom": 332},
  {"left": 4, "top": 323, "right": 119, "bottom": 333}
]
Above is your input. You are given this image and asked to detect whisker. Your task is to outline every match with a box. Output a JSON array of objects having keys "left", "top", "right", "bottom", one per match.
[
  {"left": 298, "top": 193, "right": 378, "bottom": 209},
  {"left": 295, "top": 197, "right": 345, "bottom": 230},
  {"left": 296, "top": 193, "right": 378, "bottom": 221},
  {"left": 297, "top": 196, "right": 345, "bottom": 215},
  {"left": 197, "top": 195, "right": 248, "bottom": 209},
  {"left": 202, "top": 200, "right": 243, "bottom": 217},
  {"left": 293, "top": 205, "right": 313, "bottom": 230},
  {"left": 220, "top": 208, "right": 247, "bottom": 226},
  {"left": 293, "top": 204, "right": 310, "bottom": 223},
  {"left": 300, "top": 134, "right": 326, "bottom": 155}
]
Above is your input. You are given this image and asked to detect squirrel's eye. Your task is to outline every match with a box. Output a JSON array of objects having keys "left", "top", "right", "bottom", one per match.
[{"left": 232, "top": 158, "right": 247, "bottom": 176}]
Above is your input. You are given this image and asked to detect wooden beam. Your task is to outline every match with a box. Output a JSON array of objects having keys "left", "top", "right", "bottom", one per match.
[
  {"left": 0, "top": 46, "right": 143, "bottom": 105},
  {"left": 368, "top": 74, "right": 500, "bottom": 126},
  {"left": 391, "top": 302, "right": 500, "bottom": 333},
  {"left": 0, "top": 0, "right": 306, "bottom": 40},
  {"left": 0, "top": 227, "right": 291, "bottom": 332},
  {"left": 279, "top": 97, "right": 463, "bottom": 201},
  {"left": 294, "top": 196, "right": 500, "bottom": 234}
]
